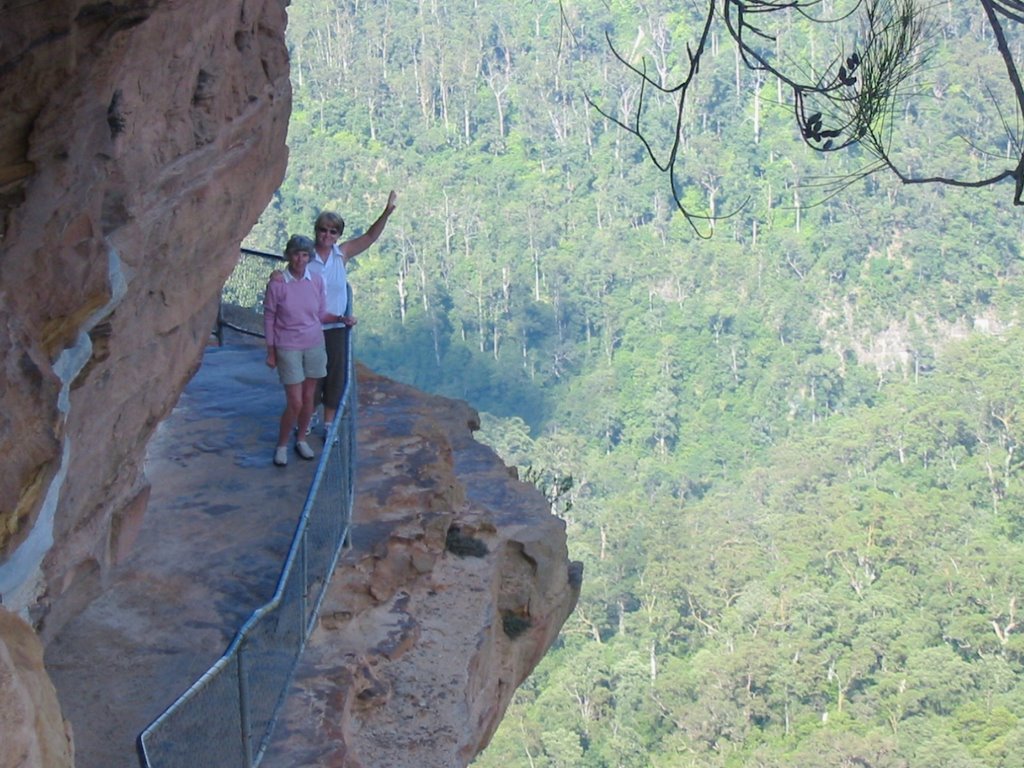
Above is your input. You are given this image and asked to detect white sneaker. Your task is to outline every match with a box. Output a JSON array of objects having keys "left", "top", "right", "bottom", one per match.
[
  {"left": 295, "top": 440, "right": 315, "bottom": 460},
  {"left": 273, "top": 446, "right": 288, "bottom": 466}
]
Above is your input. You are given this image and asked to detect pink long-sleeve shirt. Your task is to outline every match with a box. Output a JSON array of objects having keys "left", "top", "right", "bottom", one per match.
[{"left": 263, "top": 269, "right": 327, "bottom": 350}]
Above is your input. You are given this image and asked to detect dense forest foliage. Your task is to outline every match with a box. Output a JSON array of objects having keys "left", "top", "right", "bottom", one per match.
[{"left": 246, "top": 1, "right": 1024, "bottom": 765}]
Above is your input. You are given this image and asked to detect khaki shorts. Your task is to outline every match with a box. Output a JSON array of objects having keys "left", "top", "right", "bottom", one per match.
[{"left": 275, "top": 345, "right": 327, "bottom": 386}]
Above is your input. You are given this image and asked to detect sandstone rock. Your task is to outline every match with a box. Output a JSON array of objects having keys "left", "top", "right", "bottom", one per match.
[
  {"left": 260, "top": 367, "right": 583, "bottom": 767},
  {"left": 0, "top": 607, "right": 74, "bottom": 768},
  {"left": 0, "top": 0, "right": 291, "bottom": 639}
]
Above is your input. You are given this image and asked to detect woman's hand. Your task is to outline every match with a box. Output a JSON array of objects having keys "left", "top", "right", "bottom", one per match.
[
  {"left": 266, "top": 348, "right": 277, "bottom": 369},
  {"left": 343, "top": 315, "right": 358, "bottom": 327}
]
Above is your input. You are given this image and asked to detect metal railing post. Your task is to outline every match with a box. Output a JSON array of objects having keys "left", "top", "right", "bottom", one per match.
[
  {"left": 238, "top": 640, "right": 253, "bottom": 767},
  {"left": 300, "top": 533, "right": 308, "bottom": 633}
]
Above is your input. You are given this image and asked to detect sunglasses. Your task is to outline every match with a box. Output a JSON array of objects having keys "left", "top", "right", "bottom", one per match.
[{"left": 316, "top": 226, "right": 340, "bottom": 235}]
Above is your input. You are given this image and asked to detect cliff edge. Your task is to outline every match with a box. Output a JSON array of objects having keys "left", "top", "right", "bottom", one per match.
[{"left": 263, "top": 366, "right": 582, "bottom": 767}]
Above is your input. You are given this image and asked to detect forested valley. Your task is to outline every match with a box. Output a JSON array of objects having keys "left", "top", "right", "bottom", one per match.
[{"left": 246, "top": 1, "right": 1024, "bottom": 765}]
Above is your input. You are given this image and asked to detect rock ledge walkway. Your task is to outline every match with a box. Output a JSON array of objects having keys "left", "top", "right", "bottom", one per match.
[{"left": 46, "top": 340, "right": 324, "bottom": 768}]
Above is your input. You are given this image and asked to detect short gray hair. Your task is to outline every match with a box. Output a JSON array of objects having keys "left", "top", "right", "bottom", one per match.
[{"left": 284, "top": 234, "right": 314, "bottom": 256}]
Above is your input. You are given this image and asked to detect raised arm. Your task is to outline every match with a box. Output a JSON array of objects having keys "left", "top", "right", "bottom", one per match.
[{"left": 339, "top": 190, "right": 396, "bottom": 262}]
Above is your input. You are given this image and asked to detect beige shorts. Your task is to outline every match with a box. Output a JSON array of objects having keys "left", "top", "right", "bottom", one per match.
[{"left": 275, "top": 345, "right": 327, "bottom": 386}]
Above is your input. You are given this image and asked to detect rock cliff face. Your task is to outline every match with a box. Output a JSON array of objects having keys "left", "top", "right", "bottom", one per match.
[
  {"left": 0, "top": 609, "right": 74, "bottom": 768},
  {"left": 0, "top": 0, "right": 291, "bottom": 628},
  {"left": 1, "top": 0, "right": 289, "bottom": 763}
]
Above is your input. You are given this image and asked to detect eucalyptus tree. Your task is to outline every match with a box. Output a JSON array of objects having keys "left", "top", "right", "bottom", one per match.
[{"left": 576, "top": 0, "right": 1024, "bottom": 235}]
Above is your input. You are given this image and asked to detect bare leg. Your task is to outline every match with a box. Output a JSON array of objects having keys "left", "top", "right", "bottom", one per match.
[
  {"left": 277, "top": 382, "right": 303, "bottom": 448},
  {"left": 296, "top": 378, "right": 318, "bottom": 437}
]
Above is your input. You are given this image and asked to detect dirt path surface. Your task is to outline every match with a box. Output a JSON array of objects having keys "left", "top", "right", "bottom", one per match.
[{"left": 45, "top": 341, "right": 322, "bottom": 768}]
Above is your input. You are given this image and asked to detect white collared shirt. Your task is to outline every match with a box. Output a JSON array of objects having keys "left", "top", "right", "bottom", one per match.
[
  {"left": 308, "top": 245, "right": 348, "bottom": 328},
  {"left": 283, "top": 266, "right": 314, "bottom": 283}
]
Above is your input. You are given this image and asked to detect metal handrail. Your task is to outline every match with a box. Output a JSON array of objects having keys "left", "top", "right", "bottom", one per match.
[{"left": 137, "top": 249, "right": 356, "bottom": 767}]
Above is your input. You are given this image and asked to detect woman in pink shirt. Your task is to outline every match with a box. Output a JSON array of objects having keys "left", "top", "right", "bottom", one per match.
[{"left": 263, "top": 235, "right": 341, "bottom": 466}]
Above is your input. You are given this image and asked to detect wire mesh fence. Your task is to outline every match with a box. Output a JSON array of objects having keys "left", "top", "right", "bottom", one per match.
[
  {"left": 137, "top": 250, "right": 356, "bottom": 768},
  {"left": 216, "top": 248, "right": 284, "bottom": 340}
]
